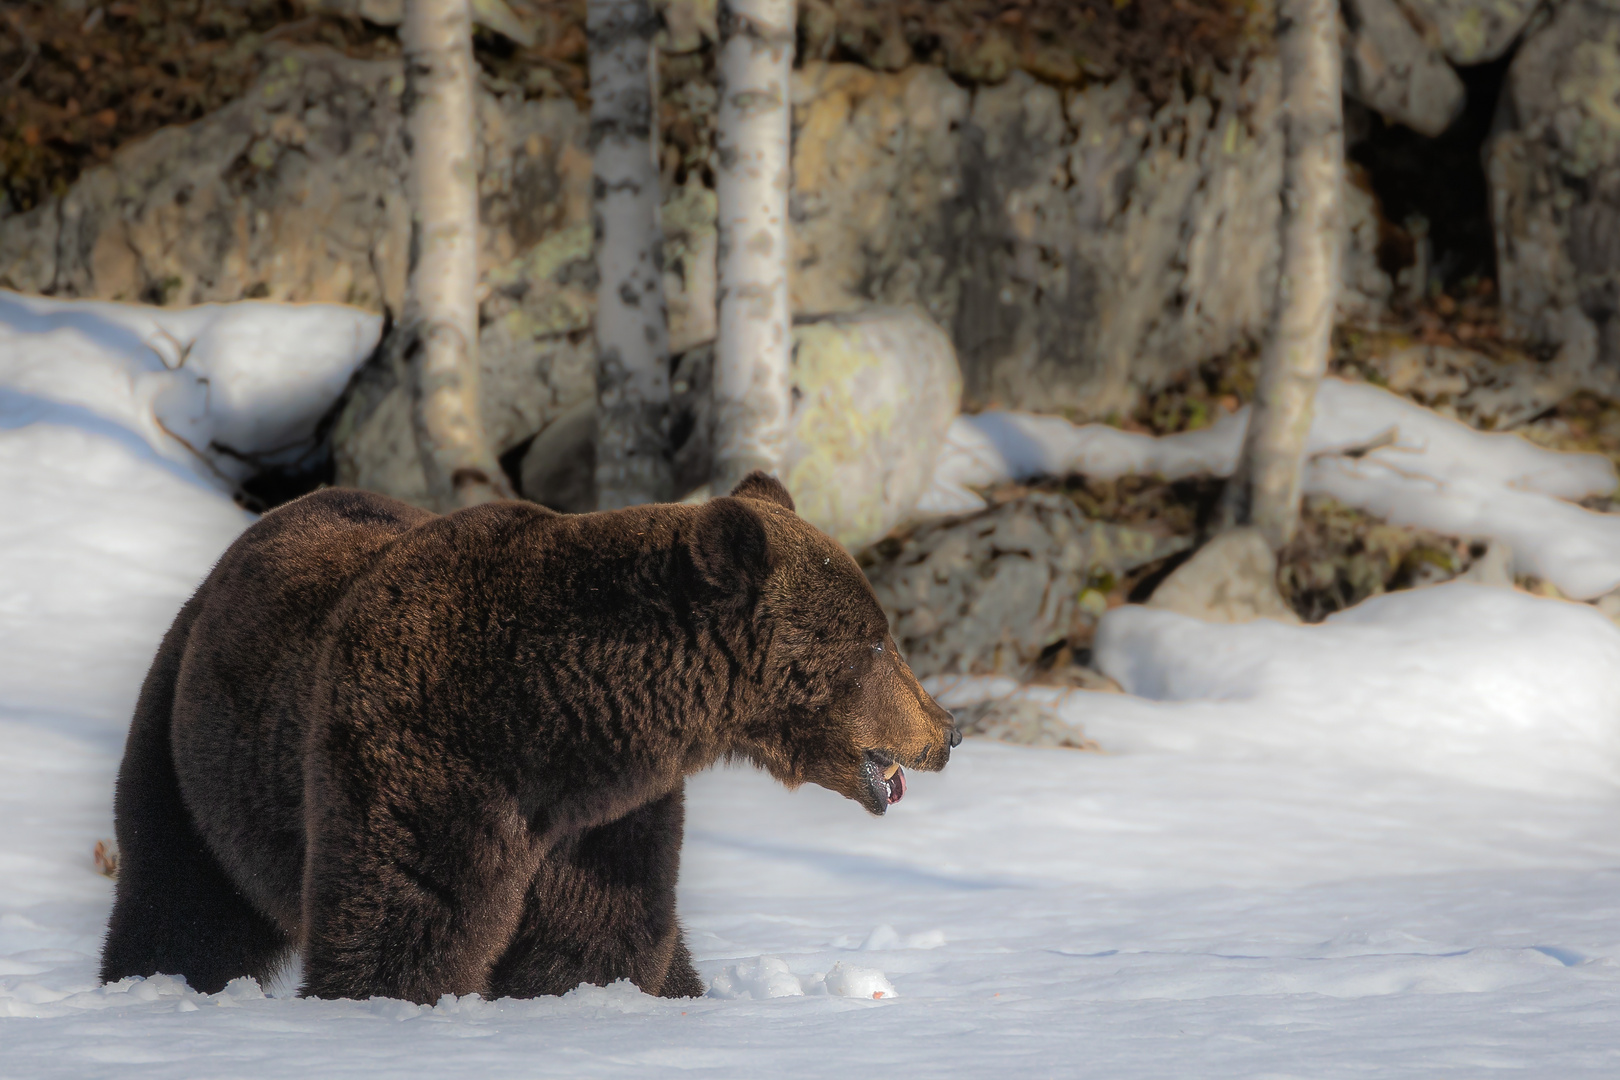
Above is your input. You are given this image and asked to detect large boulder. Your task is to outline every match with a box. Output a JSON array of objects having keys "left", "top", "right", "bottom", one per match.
[
  {"left": 520, "top": 307, "right": 961, "bottom": 552},
  {"left": 864, "top": 492, "right": 1190, "bottom": 679},
  {"left": 1342, "top": 0, "right": 1466, "bottom": 137},
  {"left": 779, "top": 309, "right": 962, "bottom": 549},
  {"left": 1488, "top": 0, "right": 1620, "bottom": 371}
]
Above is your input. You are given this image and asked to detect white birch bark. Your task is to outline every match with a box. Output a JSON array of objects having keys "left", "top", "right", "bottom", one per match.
[
  {"left": 1225, "top": 0, "right": 1344, "bottom": 549},
  {"left": 401, "top": 0, "right": 513, "bottom": 511},
  {"left": 590, "top": 0, "right": 675, "bottom": 508},
  {"left": 711, "top": 0, "right": 795, "bottom": 494}
]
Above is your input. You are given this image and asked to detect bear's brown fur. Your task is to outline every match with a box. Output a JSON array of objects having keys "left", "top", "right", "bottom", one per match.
[{"left": 99, "top": 473, "right": 958, "bottom": 1004}]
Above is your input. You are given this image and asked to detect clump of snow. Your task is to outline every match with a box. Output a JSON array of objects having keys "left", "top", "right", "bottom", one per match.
[
  {"left": 707, "top": 957, "right": 900, "bottom": 1000},
  {"left": 821, "top": 962, "right": 898, "bottom": 1000},
  {"left": 920, "top": 378, "right": 1620, "bottom": 598},
  {"left": 0, "top": 290, "right": 380, "bottom": 491},
  {"left": 708, "top": 956, "right": 806, "bottom": 999}
]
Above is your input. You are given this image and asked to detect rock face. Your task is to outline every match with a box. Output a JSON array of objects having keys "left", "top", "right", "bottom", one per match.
[
  {"left": 865, "top": 493, "right": 1190, "bottom": 678},
  {"left": 1488, "top": 0, "right": 1620, "bottom": 371},
  {"left": 797, "top": 62, "right": 1268, "bottom": 416},
  {"left": 791, "top": 60, "right": 1392, "bottom": 414},
  {"left": 519, "top": 307, "right": 961, "bottom": 551}
]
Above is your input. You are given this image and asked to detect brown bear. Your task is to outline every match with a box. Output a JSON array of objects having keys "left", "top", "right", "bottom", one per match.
[{"left": 98, "top": 473, "right": 958, "bottom": 1005}]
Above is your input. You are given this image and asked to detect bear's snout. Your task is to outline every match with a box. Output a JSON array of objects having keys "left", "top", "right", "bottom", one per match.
[{"left": 859, "top": 653, "right": 959, "bottom": 770}]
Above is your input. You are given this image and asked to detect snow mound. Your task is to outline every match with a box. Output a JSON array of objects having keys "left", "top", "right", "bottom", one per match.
[
  {"left": 820, "top": 962, "right": 898, "bottom": 1000},
  {"left": 707, "top": 957, "right": 899, "bottom": 1000},
  {"left": 708, "top": 956, "right": 806, "bottom": 999},
  {"left": 920, "top": 378, "right": 1620, "bottom": 598},
  {"left": 1090, "top": 583, "right": 1620, "bottom": 795},
  {"left": 0, "top": 290, "right": 380, "bottom": 491}
]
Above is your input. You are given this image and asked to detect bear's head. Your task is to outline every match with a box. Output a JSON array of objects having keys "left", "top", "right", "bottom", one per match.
[{"left": 691, "top": 472, "right": 960, "bottom": 815}]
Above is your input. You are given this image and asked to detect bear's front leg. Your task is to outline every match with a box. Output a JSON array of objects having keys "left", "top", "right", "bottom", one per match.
[
  {"left": 487, "top": 785, "right": 703, "bottom": 999},
  {"left": 298, "top": 770, "right": 538, "bottom": 1005}
]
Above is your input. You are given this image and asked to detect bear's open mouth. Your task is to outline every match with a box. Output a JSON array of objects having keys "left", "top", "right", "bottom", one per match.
[{"left": 863, "top": 751, "right": 906, "bottom": 810}]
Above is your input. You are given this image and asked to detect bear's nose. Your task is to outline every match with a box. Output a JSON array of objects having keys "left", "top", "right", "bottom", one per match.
[{"left": 947, "top": 725, "right": 962, "bottom": 748}]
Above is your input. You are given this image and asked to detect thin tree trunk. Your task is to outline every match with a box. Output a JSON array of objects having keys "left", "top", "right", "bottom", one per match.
[
  {"left": 1222, "top": 0, "right": 1344, "bottom": 550},
  {"left": 589, "top": 0, "right": 674, "bottom": 509},
  {"left": 711, "top": 0, "right": 794, "bottom": 494},
  {"left": 401, "top": 0, "right": 513, "bottom": 511}
]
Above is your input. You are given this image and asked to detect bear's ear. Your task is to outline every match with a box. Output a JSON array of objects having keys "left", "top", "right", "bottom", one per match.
[
  {"left": 728, "top": 471, "right": 795, "bottom": 513},
  {"left": 690, "top": 496, "right": 775, "bottom": 592}
]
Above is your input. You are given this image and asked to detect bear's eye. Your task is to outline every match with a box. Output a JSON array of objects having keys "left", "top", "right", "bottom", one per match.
[{"left": 872, "top": 643, "right": 883, "bottom": 652}]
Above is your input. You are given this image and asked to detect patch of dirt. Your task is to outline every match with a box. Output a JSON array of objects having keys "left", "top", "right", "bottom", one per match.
[
  {"left": 0, "top": 0, "right": 588, "bottom": 216},
  {"left": 1518, "top": 393, "right": 1620, "bottom": 480},
  {"left": 799, "top": 0, "right": 1267, "bottom": 103},
  {"left": 0, "top": 1, "right": 382, "bottom": 214},
  {"left": 1278, "top": 496, "right": 1475, "bottom": 623},
  {"left": 2, "top": 0, "right": 1260, "bottom": 222}
]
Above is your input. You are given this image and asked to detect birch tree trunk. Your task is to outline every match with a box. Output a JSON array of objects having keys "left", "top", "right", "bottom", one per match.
[
  {"left": 589, "top": 0, "right": 674, "bottom": 509},
  {"left": 1223, "top": 0, "right": 1344, "bottom": 549},
  {"left": 711, "top": 0, "right": 795, "bottom": 494},
  {"left": 400, "top": 0, "right": 513, "bottom": 511}
]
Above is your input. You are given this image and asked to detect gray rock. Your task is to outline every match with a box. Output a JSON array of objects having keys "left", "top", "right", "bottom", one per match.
[
  {"left": 1459, "top": 540, "right": 1515, "bottom": 587},
  {"left": 865, "top": 492, "right": 1190, "bottom": 679},
  {"left": 1487, "top": 0, "right": 1620, "bottom": 370},
  {"left": 520, "top": 307, "right": 961, "bottom": 551},
  {"left": 1146, "top": 526, "right": 1301, "bottom": 624},
  {"left": 778, "top": 308, "right": 962, "bottom": 550},
  {"left": 518, "top": 399, "right": 598, "bottom": 514},
  {"left": 1343, "top": 0, "right": 1467, "bottom": 137},
  {"left": 952, "top": 696, "right": 1101, "bottom": 751},
  {"left": 1397, "top": 0, "right": 1543, "bottom": 64}
]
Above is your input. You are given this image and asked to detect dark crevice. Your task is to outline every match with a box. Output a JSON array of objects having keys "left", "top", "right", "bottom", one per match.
[{"left": 1348, "top": 50, "right": 1516, "bottom": 293}]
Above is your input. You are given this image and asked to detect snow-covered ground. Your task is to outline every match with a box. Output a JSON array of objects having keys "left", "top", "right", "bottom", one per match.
[{"left": 6, "top": 298, "right": 1620, "bottom": 1076}]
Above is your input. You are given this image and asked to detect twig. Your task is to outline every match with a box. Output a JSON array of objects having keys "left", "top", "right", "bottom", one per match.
[
  {"left": 261, "top": 15, "right": 319, "bottom": 44},
  {"left": 1309, "top": 426, "right": 1399, "bottom": 462},
  {"left": 2, "top": 7, "right": 40, "bottom": 91}
]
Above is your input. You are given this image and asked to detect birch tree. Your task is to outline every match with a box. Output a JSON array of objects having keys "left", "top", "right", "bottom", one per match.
[
  {"left": 399, "top": 0, "right": 513, "bottom": 510},
  {"left": 711, "top": 0, "right": 795, "bottom": 494},
  {"left": 589, "top": 0, "right": 675, "bottom": 508},
  {"left": 1222, "top": 0, "right": 1344, "bottom": 549}
]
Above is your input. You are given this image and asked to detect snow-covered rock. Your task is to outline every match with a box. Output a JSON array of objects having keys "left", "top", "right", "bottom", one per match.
[{"left": 0, "top": 290, "right": 379, "bottom": 492}]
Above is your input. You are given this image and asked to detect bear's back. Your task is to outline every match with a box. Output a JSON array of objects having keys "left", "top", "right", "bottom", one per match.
[{"left": 169, "top": 489, "right": 437, "bottom": 930}]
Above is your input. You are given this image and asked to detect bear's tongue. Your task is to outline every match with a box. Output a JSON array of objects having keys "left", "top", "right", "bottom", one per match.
[{"left": 884, "top": 763, "right": 906, "bottom": 805}]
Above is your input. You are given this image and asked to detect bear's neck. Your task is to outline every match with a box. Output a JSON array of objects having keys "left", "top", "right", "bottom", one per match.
[{"left": 505, "top": 504, "right": 769, "bottom": 828}]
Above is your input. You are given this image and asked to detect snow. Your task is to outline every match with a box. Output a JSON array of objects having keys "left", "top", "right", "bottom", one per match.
[
  {"left": 6, "top": 299, "right": 1620, "bottom": 1075},
  {"left": 0, "top": 290, "right": 380, "bottom": 490},
  {"left": 922, "top": 378, "right": 1620, "bottom": 598}
]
